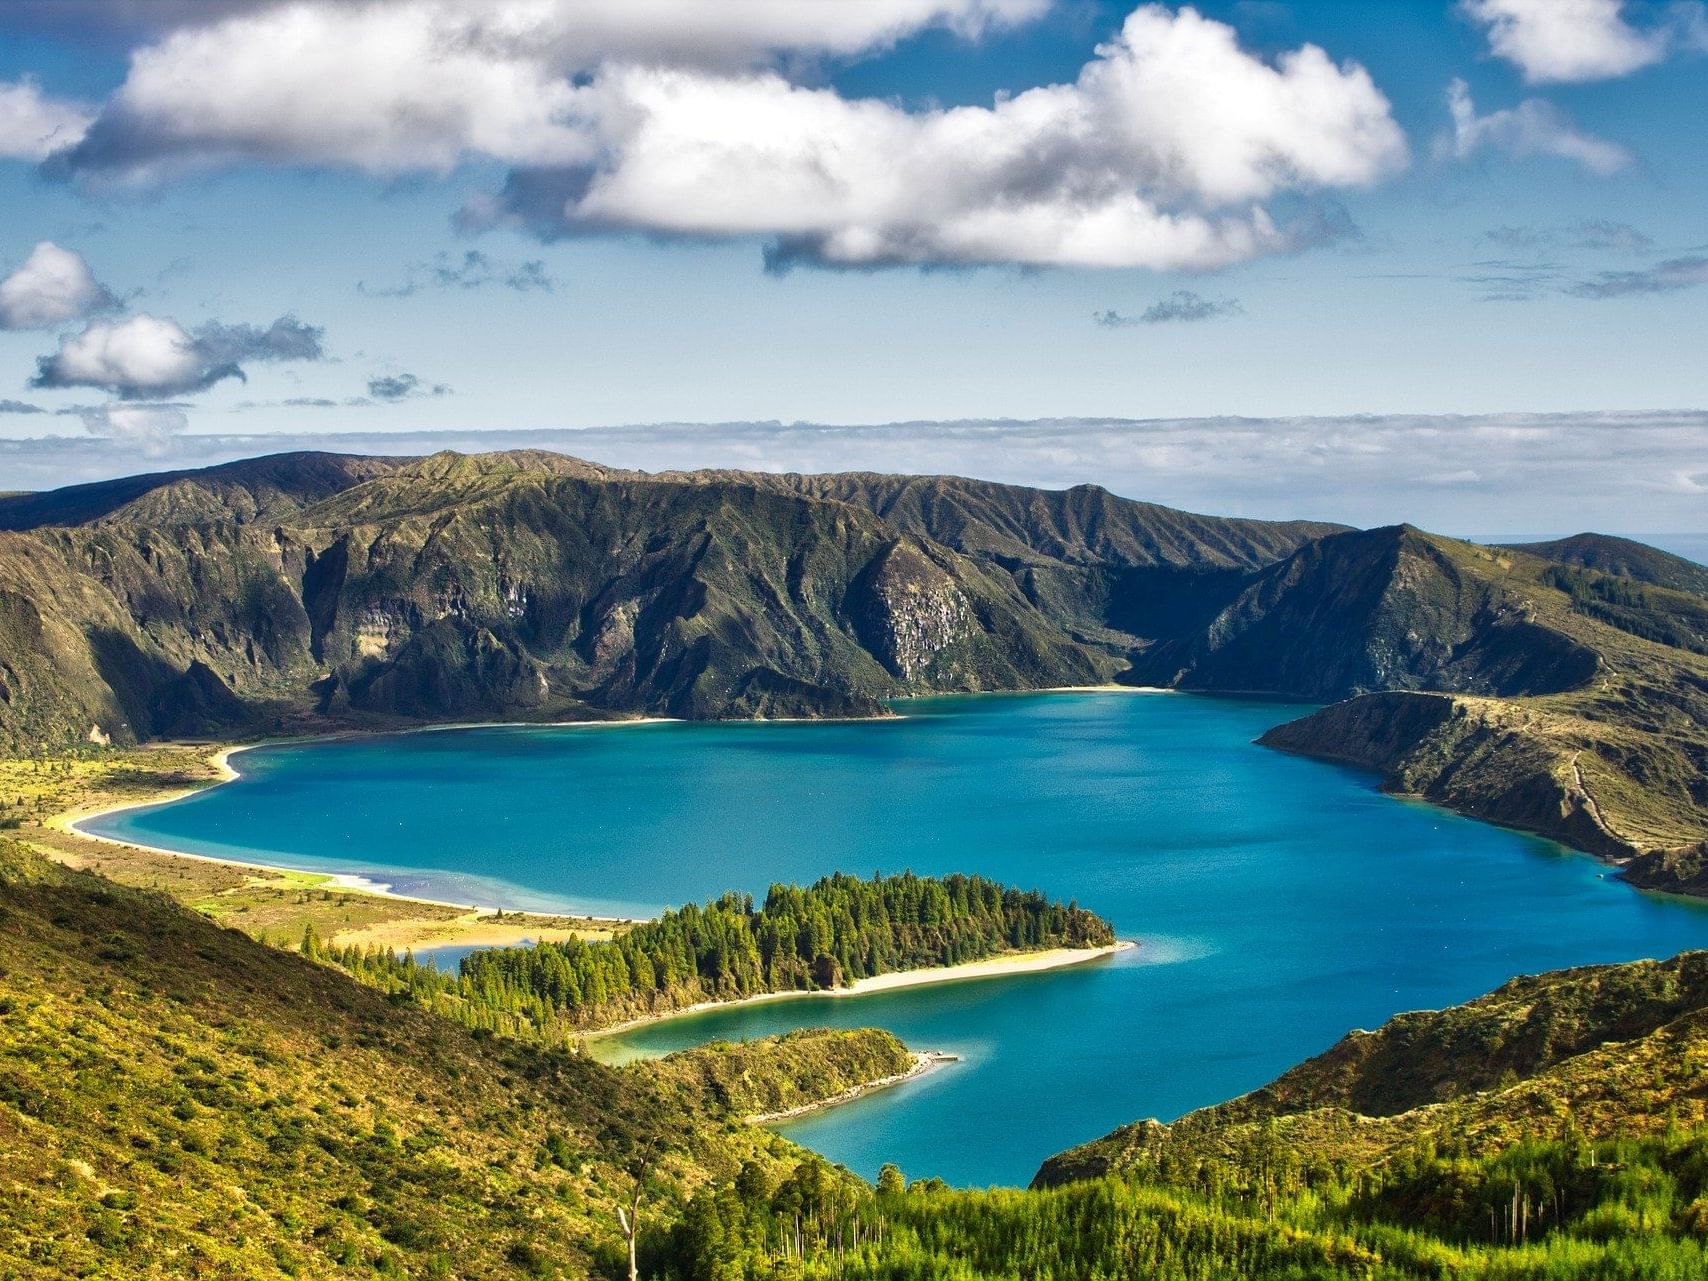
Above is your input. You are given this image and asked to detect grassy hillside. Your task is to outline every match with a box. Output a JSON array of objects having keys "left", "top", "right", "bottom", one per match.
[
  {"left": 0, "top": 834, "right": 917, "bottom": 1279},
  {"left": 1036, "top": 951, "right": 1708, "bottom": 1188},
  {"left": 1500, "top": 533, "right": 1708, "bottom": 599}
]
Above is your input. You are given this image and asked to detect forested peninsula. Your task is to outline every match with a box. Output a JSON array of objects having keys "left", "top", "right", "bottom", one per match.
[{"left": 316, "top": 871, "right": 1117, "bottom": 1038}]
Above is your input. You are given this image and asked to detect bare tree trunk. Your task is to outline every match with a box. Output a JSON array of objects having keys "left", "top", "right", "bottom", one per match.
[{"left": 616, "top": 1189, "right": 643, "bottom": 1281}]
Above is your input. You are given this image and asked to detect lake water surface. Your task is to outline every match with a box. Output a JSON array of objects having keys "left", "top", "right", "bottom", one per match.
[{"left": 87, "top": 693, "right": 1708, "bottom": 1186}]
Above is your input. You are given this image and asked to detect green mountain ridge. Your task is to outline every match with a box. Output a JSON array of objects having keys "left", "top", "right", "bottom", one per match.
[
  {"left": 1500, "top": 532, "right": 1708, "bottom": 599},
  {"left": 2, "top": 450, "right": 1705, "bottom": 894}
]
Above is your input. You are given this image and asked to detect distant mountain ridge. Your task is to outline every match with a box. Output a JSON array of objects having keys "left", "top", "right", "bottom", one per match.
[
  {"left": 2, "top": 449, "right": 1705, "bottom": 890},
  {"left": 1500, "top": 532, "right": 1708, "bottom": 598},
  {"left": 0, "top": 450, "right": 1337, "bottom": 748}
]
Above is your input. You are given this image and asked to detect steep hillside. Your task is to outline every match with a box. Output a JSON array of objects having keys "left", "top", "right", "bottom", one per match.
[
  {"left": 0, "top": 450, "right": 1356, "bottom": 749},
  {"left": 0, "top": 836, "right": 914, "bottom": 1279},
  {"left": 1128, "top": 526, "right": 1601, "bottom": 700},
  {"left": 1035, "top": 951, "right": 1708, "bottom": 1188}
]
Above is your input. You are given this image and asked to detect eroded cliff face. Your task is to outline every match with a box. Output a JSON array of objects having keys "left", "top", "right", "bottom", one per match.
[
  {"left": 0, "top": 454, "right": 1127, "bottom": 745},
  {"left": 855, "top": 541, "right": 975, "bottom": 681}
]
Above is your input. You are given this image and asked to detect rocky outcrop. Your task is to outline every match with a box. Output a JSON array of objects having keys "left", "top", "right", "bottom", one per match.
[{"left": 854, "top": 541, "right": 975, "bottom": 681}]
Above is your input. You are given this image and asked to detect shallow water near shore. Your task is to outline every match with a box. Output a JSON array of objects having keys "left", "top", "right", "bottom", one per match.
[{"left": 87, "top": 692, "right": 1708, "bottom": 1186}]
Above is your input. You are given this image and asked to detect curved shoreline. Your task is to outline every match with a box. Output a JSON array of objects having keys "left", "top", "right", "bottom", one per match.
[
  {"left": 589, "top": 941, "right": 1138, "bottom": 1045},
  {"left": 54, "top": 726, "right": 675, "bottom": 920},
  {"left": 45, "top": 691, "right": 1165, "bottom": 921},
  {"left": 747, "top": 1051, "right": 962, "bottom": 1125}
]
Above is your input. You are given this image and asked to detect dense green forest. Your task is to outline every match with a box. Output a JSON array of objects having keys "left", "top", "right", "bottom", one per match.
[
  {"left": 312, "top": 871, "right": 1114, "bottom": 1037},
  {"left": 653, "top": 1128, "right": 1708, "bottom": 1280}
]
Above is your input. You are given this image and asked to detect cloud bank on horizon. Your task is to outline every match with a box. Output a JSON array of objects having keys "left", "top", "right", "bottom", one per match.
[{"left": 4, "top": 412, "right": 1705, "bottom": 543}]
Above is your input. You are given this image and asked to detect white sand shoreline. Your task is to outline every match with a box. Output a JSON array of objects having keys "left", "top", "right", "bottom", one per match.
[
  {"left": 50, "top": 689, "right": 1160, "bottom": 929},
  {"left": 54, "top": 721, "right": 679, "bottom": 920},
  {"left": 589, "top": 941, "right": 1138, "bottom": 1041}
]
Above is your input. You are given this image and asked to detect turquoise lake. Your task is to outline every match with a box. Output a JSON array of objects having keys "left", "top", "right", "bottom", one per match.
[{"left": 86, "top": 692, "right": 1708, "bottom": 1187}]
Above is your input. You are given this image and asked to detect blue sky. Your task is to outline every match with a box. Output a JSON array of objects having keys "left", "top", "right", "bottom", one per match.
[{"left": 0, "top": 1, "right": 1704, "bottom": 532}]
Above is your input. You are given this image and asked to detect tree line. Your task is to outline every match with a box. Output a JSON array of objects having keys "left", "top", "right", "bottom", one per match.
[
  {"left": 651, "top": 1126, "right": 1708, "bottom": 1280},
  {"left": 305, "top": 871, "right": 1114, "bottom": 1040}
]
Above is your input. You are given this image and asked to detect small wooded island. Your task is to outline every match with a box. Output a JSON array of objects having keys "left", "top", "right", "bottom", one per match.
[{"left": 316, "top": 871, "right": 1119, "bottom": 1038}]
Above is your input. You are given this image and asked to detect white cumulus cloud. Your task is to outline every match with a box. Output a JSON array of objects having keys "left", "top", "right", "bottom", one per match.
[
  {"left": 1460, "top": 0, "right": 1698, "bottom": 83},
  {"left": 55, "top": 0, "right": 1047, "bottom": 179},
  {"left": 1443, "top": 79, "right": 1631, "bottom": 175},
  {"left": 0, "top": 77, "right": 93, "bottom": 160},
  {"left": 480, "top": 7, "right": 1408, "bottom": 270},
  {"left": 32, "top": 312, "right": 326, "bottom": 398},
  {"left": 35, "top": 314, "right": 210, "bottom": 398},
  {"left": 0, "top": 241, "right": 116, "bottom": 330},
  {"left": 49, "top": 4, "right": 1407, "bottom": 271}
]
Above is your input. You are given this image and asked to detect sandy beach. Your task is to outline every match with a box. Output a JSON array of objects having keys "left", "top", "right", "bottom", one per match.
[
  {"left": 590, "top": 940, "right": 1137, "bottom": 1041},
  {"left": 39, "top": 737, "right": 634, "bottom": 953}
]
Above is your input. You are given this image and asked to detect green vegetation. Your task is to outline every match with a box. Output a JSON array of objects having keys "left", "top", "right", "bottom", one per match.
[
  {"left": 1503, "top": 532, "right": 1708, "bottom": 599},
  {"left": 650, "top": 1129, "right": 1708, "bottom": 1279},
  {"left": 315, "top": 872, "right": 1114, "bottom": 1037},
  {"left": 0, "top": 834, "right": 915, "bottom": 1279},
  {"left": 13, "top": 803, "right": 1708, "bottom": 1278},
  {"left": 1540, "top": 564, "right": 1708, "bottom": 657}
]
